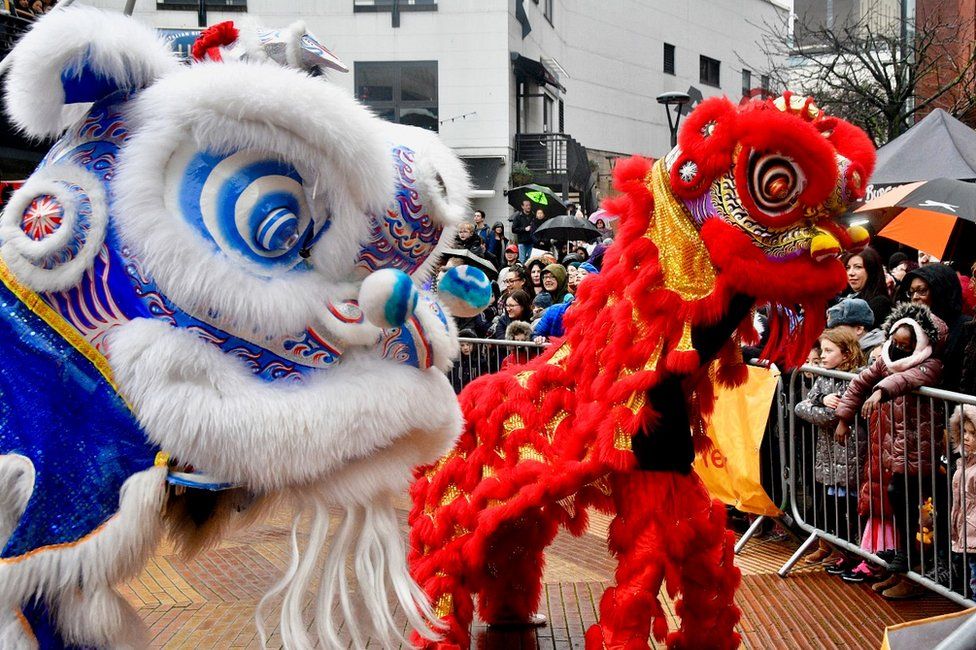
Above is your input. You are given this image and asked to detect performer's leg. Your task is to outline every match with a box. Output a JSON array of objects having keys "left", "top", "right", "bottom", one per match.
[
  {"left": 408, "top": 486, "right": 476, "bottom": 650},
  {"left": 659, "top": 472, "right": 741, "bottom": 650},
  {"left": 585, "top": 472, "right": 668, "bottom": 650},
  {"left": 476, "top": 507, "right": 559, "bottom": 623},
  {"left": 585, "top": 471, "right": 741, "bottom": 650}
]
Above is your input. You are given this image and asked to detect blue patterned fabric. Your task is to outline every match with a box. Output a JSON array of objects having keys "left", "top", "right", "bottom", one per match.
[{"left": 0, "top": 280, "right": 157, "bottom": 558}]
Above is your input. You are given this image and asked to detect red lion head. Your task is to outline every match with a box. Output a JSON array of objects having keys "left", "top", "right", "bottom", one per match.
[{"left": 597, "top": 92, "right": 876, "bottom": 369}]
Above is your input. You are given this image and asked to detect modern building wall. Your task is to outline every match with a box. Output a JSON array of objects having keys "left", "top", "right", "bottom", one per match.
[{"left": 86, "top": 0, "right": 788, "bottom": 220}]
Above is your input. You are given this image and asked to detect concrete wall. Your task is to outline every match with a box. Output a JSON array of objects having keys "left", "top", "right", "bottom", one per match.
[{"left": 85, "top": 0, "right": 788, "bottom": 221}]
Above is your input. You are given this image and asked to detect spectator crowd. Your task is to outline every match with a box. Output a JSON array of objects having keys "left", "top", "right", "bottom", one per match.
[{"left": 792, "top": 248, "right": 976, "bottom": 602}]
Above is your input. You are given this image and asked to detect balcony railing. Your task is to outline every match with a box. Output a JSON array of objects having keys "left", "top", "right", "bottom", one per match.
[{"left": 514, "top": 132, "right": 591, "bottom": 193}]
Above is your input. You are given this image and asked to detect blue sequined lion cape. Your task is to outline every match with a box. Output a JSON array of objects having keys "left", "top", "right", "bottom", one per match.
[{"left": 0, "top": 8, "right": 490, "bottom": 648}]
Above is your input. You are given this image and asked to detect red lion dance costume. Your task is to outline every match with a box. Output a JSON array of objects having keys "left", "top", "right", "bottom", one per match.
[{"left": 408, "top": 93, "right": 875, "bottom": 650}]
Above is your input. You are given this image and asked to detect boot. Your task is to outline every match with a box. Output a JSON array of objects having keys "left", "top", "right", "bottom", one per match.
[
  {"left": 872, "top": 572, "right": 899, "bottom": 592},
  {"left": 805, "top": 539, "right": 832, "bottom": 564},
  {"left": 882, "top": 577, "right": 926, "bottom": 600}
]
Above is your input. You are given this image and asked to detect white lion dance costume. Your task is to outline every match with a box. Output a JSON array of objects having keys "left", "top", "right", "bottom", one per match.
[{"left": 0, "top": 8, "right": 491, "bottom": 649}]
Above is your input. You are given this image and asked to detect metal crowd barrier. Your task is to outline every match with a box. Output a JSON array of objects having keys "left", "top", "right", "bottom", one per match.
[
  {"left": 448, "top": 341, "right": 976, "bottom": 607},
  {"left": 448, "top": 337, "right": 548, "bottom": 393},
  {"left": 781, "top": 365, "right": 976, "bottom": 607}
]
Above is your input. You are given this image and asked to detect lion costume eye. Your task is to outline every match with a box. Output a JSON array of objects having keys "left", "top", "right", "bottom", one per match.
[
  {"left": 747, "top": 152, "right": 804, "bottom": 217},
  {"left": 169, "top": 147, "right": 318, "bottom": 271}
]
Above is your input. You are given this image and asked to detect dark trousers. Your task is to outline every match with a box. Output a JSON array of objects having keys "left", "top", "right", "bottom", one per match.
[{"left": 819, "top": 482, "right": 859, "bottom": 540}]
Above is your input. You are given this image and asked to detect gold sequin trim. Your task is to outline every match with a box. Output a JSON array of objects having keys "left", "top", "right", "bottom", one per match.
[
  {"left": 518, "top": 445, "right": 546, "bottom": 463},
  {"left": 556, "top": 495, "right": 577, "bottom": 518},
  {"left": 0, "top": 258, "right": 119, "bottom": 390},
  {"left": 644, "top": 160, "right": 716, "bottom": 301},
  {"left": 631, "top": 305, "right": 649, "bottom": 337},
  {"left": 439, "top": 484, "right": 464, "bottom": 507},
  {"left": 590, "top": 476, "right": 612, "bottom": 496},
  {"left": 514, "top": 370, "right": 534, "bottom": 388},
  {"left": 624, "top": 391, "right": 647, "bottom": 415},
  {"left": 543, "top": 410, "right": 569, "bottom": 441},
  {"left": 481, "top": 464, "right": 496, "bottom": 479},
  {"left": 547, "top": 342, "right": 571, "bottom": 367},
  {"left": 676, "top": 319, "right": 694, "bottom": 353},
  {"left": 434, "top": 592, "right": 454, "bottom": 619},
  {"left": 503, "top": 414, "right": 525, "bottom": 434},
  {"left": 613, "top": 425, "right": 632, "bottom": 451}
]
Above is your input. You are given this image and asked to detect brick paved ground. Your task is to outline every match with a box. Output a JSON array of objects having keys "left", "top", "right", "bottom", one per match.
[{"left": 125, "top": 500, "right": 962, "bottom": 649}]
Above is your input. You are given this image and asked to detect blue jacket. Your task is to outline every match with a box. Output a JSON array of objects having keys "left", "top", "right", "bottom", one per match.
[{"left": 533, "top": 300, "right": 573, "bottom": 338}]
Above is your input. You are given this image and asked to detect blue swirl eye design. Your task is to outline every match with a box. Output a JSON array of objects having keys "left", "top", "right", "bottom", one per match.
[{"left": 170, "top": 148, "right": 327, "bottom": 273}]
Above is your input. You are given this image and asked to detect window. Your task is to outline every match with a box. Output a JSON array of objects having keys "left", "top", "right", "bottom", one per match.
[
  {"left": 741, "top": 69, "right": 751, "bottom": 97},
  {"left": 663, "top": 43, "right": 675, "bottom": 75},
  {"left": 157, "top": 0, "right": 247, "bottom": 10},
  {"left": 761, "top": 74, "right": 771, "bottom": 96},
  {"left": 355, "top": 61, "right": 439, "bottom": 132},
  {"left": 543, "top": 0, "right": 553, "bottom": 24},
  {"left": 699, "top": 55, "right": 720, "bottom": 88},
  {"left": 354, "top": 0, "right": 436, "bottom": 9}
]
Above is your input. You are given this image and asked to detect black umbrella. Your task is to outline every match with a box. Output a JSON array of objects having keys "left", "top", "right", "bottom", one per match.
[
  {"left": 531, "top": 214, "right": 602, "bottom": 243},
  {"left": 857, "top": 177, "right": 976, "bottom": 260},
  {"left": 441, "top": 249, "right": 498, "bottom": 278},
  {"left": 505, "top": 184, "right": 568, "bottom": 220}
]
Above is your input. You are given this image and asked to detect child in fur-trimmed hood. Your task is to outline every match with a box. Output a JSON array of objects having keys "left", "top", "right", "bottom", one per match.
[
  {"left": 949, "top": 404, "right": 976, "bottom": 598},
  {"left": 834, "top": 302, "right": 948, "bottom": 599}
]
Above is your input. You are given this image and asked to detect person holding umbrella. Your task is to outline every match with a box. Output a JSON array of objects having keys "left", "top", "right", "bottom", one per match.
[
  {"left": 511, "top": 199, "right": 535, "bottom": 262},
  {"left": 529, "top": 207, "right": 551, "bottom": 249},
  {"left": 507, "top": 184, "right": 568, "bottom": 261}
]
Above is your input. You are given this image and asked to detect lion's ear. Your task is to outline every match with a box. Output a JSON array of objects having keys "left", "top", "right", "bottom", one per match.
[{"left": 2, "top": 5, "right": 178, "bottom": 139}]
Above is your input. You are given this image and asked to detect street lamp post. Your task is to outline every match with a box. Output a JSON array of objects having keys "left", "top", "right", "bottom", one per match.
[{"left": 656, "top": 91, "right": 691, "bottom": 149}]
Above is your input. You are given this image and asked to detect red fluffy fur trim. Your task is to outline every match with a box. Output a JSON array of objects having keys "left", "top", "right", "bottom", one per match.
[
  {"left": 191, "top": 21, "right": 239, "bottom": 62},
  {"left": 822, "top": 117, "right": 877, "bottom": 183},
  {"left": 671, "top": 97, "right": 739, "bottom": 199}
]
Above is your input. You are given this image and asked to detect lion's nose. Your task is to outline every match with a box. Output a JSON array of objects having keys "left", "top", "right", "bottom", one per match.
[{"left": 809, "top": 223, "right": 870, "bottom": 261}]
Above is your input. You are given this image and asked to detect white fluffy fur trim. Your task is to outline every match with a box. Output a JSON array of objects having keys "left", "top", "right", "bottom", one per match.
[
  {"left": 378, "top": 122, "right": 472, "bottom": 284},
  {"left": 0, "top": 164, "right": 108, "bottom": 292},
  {"left": 881, "top": 317, "right": 932, "bottom": 373},
  {"left": 113, "top": 61, "right": 393, "bottom": 336},
  {"left": 0, "top": 466, "right": 166, "bottom": 648},
  {"left": 106, "top": 318, "right": 463, "bottom": 493},
  {"left": 0, "top": 609, "right": 36, "bottom": 650},
  {"left": 0, "top": 456, "right": 34, "bottom": 553},
  {"left": 271, "top": 494, "right": 441, "bottom": 650},
  {"left": 2, "top": 5, "right": 178, "bottom": 139}
]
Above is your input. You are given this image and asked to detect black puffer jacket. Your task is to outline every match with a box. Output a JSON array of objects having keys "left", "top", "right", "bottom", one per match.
[{"left": 901, "top": 264, "right": 973, "bottom": 391}]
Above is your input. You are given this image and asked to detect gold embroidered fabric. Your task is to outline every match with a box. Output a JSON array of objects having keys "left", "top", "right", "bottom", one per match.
[{"left": 644, "top": 160, "right": 717, "bottom": 301}]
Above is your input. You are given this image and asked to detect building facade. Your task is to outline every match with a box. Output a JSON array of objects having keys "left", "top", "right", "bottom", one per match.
[{"left": 82, "top": 0, "right": 788, "bottom": 221}]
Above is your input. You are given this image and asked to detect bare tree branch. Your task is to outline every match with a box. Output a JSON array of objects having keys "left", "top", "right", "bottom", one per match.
[{"left": 745, "top": 5, "right": 976, "bottom": 144}]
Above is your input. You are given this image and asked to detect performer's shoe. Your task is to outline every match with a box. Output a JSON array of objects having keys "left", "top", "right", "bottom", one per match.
[{"left": 488, "top": 612, "right": 548, "bottom": 628}]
